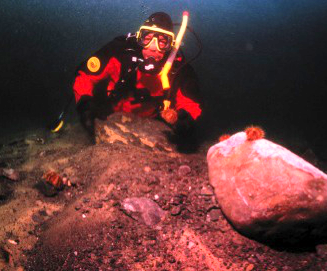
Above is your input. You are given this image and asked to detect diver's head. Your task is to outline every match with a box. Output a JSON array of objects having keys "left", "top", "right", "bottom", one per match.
[{"left": 136, "top": 12, "right": 174, "bottom": 74}]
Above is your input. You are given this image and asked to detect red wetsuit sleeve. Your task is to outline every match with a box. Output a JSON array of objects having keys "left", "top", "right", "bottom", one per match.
[
  {"left": 73, "top": 57, "right": 121, "bottom": 103},
  {"left": 175, "top": 88, "right": 202, "bottom": 120},
  {"left": 171, "top": 62, "right": 202, "bottom": 120}
]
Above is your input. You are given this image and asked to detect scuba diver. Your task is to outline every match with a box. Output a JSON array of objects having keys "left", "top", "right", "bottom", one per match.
[{"left": 72, "top": 12, "right": 202, "bottom": 152}]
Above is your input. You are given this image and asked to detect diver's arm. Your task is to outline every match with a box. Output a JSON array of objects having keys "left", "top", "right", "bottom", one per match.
[
  {"left": 173, "top": 64, "right": 202, "bottom": 119},
  {"left": 73, "top": 36, "right": 129, "bottom": 103},
  {"left": 73, "top": 37, "right": 128, "bottom": 137}
]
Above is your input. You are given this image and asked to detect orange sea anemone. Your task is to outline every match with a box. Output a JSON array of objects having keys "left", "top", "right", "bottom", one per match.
[
  {"left": 219, "top": 134, "right": 231, "bottom": 142},
  {"left": 245, "top": 126, "right": 265, "bottom": 141}
]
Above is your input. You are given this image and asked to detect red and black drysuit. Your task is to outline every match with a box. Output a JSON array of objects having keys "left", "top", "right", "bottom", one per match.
[{"left": 73, "top": 35, "right": 202, "bottom": 149}]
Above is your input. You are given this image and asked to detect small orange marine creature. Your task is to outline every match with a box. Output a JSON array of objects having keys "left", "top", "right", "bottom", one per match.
[
  {"left": 219, "top": 134, "right": 231, "bottom": 142},
  {"left": 42, "top": 171, "right": 63, "bottom": 189},
  {"left": 245, "top": 126, "right": 265, "bottom": 141},
  {"left": 218, "top": 126, "right": 265, "bottom": 143}
]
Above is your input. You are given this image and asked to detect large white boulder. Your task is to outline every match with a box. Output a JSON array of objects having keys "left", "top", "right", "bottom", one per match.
[{"left": 207, "top": 131, "right": 327, "bottom": 245}]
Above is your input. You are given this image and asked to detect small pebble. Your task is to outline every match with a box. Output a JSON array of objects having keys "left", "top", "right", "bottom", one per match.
[
  {"left": 144, "top": 166, "right": 151, "bottom": 172},
  {"left": 171, "top": 205, "right": 182, "bottom": 216},
  {"left": 246, "top": 264, "right": 255, "bottom": 271},
  {"left": 187, "top": 241, "right": 196, "bottom": 249},
  {"left": 208, "top": 208, "right": 220, "bottom": 222},
  {"left": 93, "top": 202, "right": 103, "bottom": 209},
  {"left": 32, "top": 214, "right": 44, "bottom": 223},
  {"left": 8, "top": 239, "right": 18, "bottom": 245},
  {"left": 200, "top": 186, "right": 214, "bottom": 196},
  {"left": 83, "top": 198, "right": 90, "bottom": 203},
  {"left": 171, "top": 196, "right": 183, "bottom": 205},
  {"left": 178, "top": 165, "right": 191, "bottom": 177},
  {"left": 168, "top": 256, "right": 176, "bottom": 263}
]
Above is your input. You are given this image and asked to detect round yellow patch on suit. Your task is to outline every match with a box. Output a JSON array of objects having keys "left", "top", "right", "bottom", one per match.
[{"left": 87, "top": 56, "right": 101, "bottom": 72}]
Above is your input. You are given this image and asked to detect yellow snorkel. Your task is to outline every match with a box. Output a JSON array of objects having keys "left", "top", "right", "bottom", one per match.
[{"left": 160, "top": 11, "right": 189, "bottom": 110}]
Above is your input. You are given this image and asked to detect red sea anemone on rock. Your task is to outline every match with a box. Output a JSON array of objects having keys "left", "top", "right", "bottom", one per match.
[
  {"left": 219, "top": 134, "right": 231, "bottom": 142},
  {"left": 245, "top": 126, "right": 265, "bottom": 141}
]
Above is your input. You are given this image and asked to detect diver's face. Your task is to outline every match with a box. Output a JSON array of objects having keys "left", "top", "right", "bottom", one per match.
[{"left": 142, "top": 33, "right": 165, "bottom": 61}]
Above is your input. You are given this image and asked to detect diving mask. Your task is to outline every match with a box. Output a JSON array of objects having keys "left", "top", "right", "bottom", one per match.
[{"left": 136, "top": 26, "right": 175, "bottom": 52}]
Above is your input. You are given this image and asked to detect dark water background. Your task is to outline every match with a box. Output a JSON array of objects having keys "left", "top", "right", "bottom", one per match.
[{"left": 0, "top": 0, "right": 326, "bottom": 158}]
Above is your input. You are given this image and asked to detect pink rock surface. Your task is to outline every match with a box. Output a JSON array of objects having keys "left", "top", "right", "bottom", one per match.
[{"left": 207, "top": 132, "right": 327, "bottom": 244}]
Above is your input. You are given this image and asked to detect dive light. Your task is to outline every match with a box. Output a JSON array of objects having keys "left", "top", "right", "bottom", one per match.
[{"left": 50, "top": 95, "right": 74, "bottom": 133}]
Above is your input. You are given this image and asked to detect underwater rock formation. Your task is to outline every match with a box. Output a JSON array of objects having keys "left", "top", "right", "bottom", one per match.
[
  {"left": 94, "top": 112, "right": 174, "bottom": 152},
  {"left": 121, "top": 197, "right": 166, "bottom": 227},
  {"left": 207, "top": 131, "right": 327, "bottom": 246}
]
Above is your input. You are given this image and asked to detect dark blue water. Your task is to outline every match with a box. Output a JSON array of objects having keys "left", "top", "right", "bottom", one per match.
[{"left": 1, "top": 0, "right": 326, "bottom": 157}]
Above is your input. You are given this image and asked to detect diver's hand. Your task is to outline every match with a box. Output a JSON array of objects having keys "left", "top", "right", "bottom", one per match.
[
  {"left": 173, "top": 109, "right": 195, "bottom": 136},
  {"left": 161, "top": 108, "right": 178, "bottom": 125}
]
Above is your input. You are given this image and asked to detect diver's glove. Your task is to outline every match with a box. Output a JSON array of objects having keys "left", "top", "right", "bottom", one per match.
[
  {"left": 173, "top": 109, "right": 195, "bottom": 136},
  {"left": 76, "top": 95, "right": 96, "bottom": 137},
  {"left": 165, "top": 109, "right": 198, "bottom": 153},
  {"left": 93, "top": 97, "right": 113, "bottom": 120},
  {"left": 161, "top": 108, "right": 178, "bottom": 125},
  {"left": 92, "top": 80, "right": 113, "bottom": 120}
]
